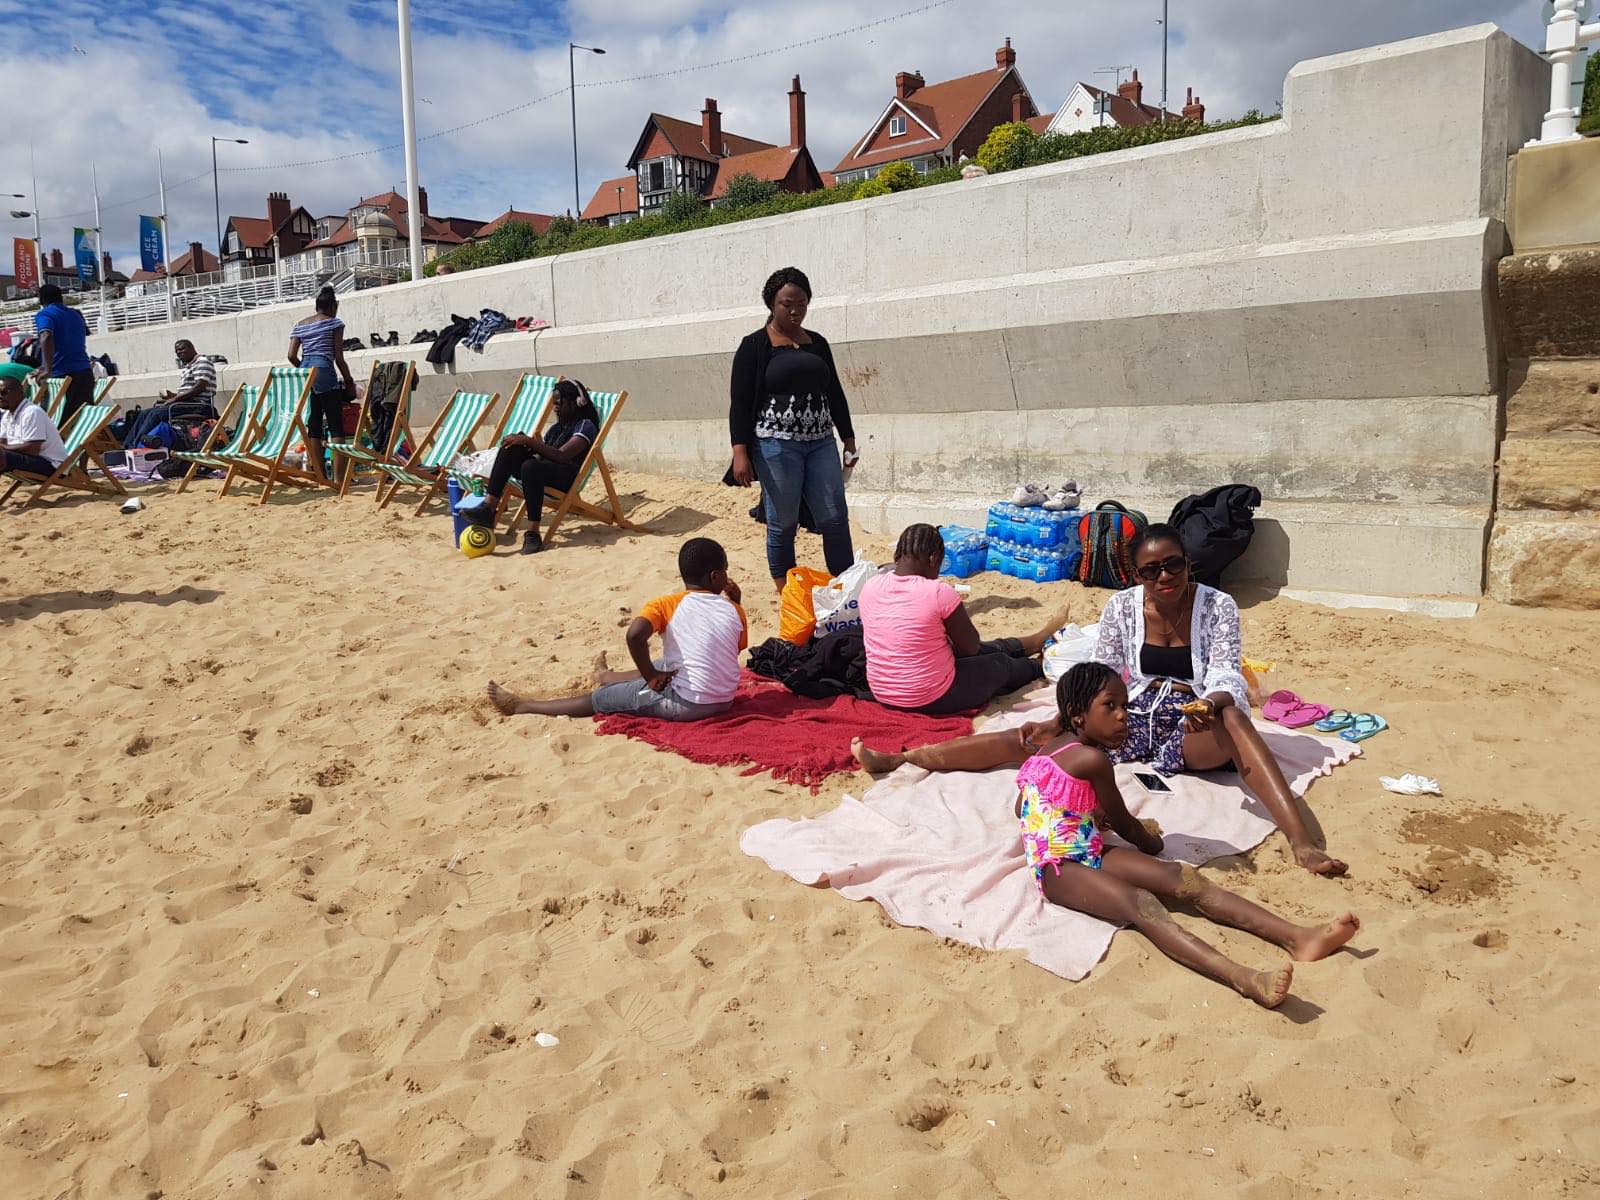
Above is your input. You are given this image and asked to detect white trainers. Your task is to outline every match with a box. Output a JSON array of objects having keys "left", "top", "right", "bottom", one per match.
[
  {"left": 1042, "top": 481, "right": 1080, "bottom": 512},
  {"left": 1011, "top": 482, "right": 1047, "bottom": 507}
]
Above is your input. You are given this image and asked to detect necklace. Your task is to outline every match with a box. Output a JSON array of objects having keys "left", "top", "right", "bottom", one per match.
[{"left": 1147, "top": 584, "right": 1193, "bottom": 640}]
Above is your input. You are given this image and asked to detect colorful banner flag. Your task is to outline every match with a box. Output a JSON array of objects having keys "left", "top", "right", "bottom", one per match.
[
  {"left": 13, "top": 238, "right": 37, "bottom": 291},
  {"left": 139, "top": 216, "right": 165, "bottom": 273},
  {"left": 73, "top": 227, "right": 98, "bottom": 282}
]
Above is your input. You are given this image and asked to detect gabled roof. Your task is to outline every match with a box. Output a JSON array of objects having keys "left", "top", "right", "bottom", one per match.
[
  {"left": 1059, "top": 82, "right": 1182, "bottom": 129},
  {"left": 1024, "top": 113, "right": 1053, "bottom": 134},
  {"left": 476, "top": 209, "right": 555, "bottom": 238},
  {"left": 301, "top": 192, "right": 487, "bottom": 250},
  {"left": 626, "top": 113, "right": 775, "bottom": 169},
  {"left": 128, "top": 244, "right": 219, "bottom": 283},
  {"left": 580, "top": 175, "right": 640, "bottom": 222},
  {"left": 834, "top": 64, "right": 1037, "bottom": 173},
  {"left": 226, "top": 215, "right": 274, "bottom": 250},
  {"left": 707, "top": 145, "right": 806, "bottom": 199}
]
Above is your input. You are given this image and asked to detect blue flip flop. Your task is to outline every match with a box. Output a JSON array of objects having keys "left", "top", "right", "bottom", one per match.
[
  {"left": 1340, "top": 713, "right": 1388, "bottom": 742},
  {"left": 1314, "top": 709, "right": 1355, "bottom": 733}
]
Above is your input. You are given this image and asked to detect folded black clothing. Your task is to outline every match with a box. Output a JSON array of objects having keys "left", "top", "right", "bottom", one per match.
[{"left": 747, "top": 632, "right": 872, "bottom": 700}]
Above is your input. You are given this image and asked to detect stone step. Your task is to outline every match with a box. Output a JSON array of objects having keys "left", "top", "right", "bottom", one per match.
[
  {"left": 1505, "top": 358, "right": 1600, "bottom": 436},
  {"left": 1487, "top": 511, "right": 1600, "bottom": 608},
  {"left": 1497, "top": 433, "right": 1600, "bottom": 512}
]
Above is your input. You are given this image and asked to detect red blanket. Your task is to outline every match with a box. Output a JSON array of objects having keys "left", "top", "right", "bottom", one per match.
[{"left": 594, "top": 672, "right": 974, "bottom": 791}]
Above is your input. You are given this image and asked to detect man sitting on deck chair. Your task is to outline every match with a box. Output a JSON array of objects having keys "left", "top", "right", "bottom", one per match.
[
  {"left": 0, "top": 362, "right": 68, "bottom": 476},
  {"left": 121, "top": 339, "right": 218, "bottom": 448}
]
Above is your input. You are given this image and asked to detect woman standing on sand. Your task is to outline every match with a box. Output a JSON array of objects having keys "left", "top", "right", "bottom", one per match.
[
  {"left": 854, "top": 524, "right": 1346, "bottom": 877},
  {"left": 728, "top": 266, "right": 858, "bottom": 590},
  {"left": 287, "top": 287, "right": 356, "bottom": 484}
]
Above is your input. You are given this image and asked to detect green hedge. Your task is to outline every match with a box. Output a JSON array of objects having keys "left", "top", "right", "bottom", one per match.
[
  {"left": 1581, "top": 51, "right": 1600, "bottom": 136},
  {"left": 426, "top": 110, "right": 1282, "bottom": 277}
]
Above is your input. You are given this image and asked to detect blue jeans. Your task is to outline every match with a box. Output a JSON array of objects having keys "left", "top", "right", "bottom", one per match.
[{"left": 753, "top": 435, "right": 853, "bottom": 580}]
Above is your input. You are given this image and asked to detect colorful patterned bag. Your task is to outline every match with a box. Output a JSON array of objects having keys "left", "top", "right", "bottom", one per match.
[{"left": 1076, "top": 501, "right": 1148, "bottom": 589}]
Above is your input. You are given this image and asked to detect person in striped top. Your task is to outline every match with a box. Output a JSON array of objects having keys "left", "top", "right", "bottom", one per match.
[
  {"left": 121, "top": 339, "right": 220, "bottom": 448},
  {"left": 288, "top": 287, "right": 356, "bottom": 482}
]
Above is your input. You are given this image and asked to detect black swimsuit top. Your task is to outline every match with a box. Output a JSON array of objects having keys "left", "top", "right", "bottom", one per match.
[{"left": 1139, "top": 642, "right": 1194, "bottom": 681}]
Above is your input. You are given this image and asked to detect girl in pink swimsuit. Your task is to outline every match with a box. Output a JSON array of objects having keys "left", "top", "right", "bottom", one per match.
[{"left": 1016, "top": 662, "right": 1362, "bottom": 1009}]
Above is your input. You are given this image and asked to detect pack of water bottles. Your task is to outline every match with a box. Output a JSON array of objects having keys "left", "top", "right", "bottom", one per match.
[
  {"left": 937, "top": 525, "right": 990, "bottom": 578},
  {"left": 987, "top": 539, "right": 1080, "bottom": 583},
  {"left": 986, "top": 501, "right": 1083, "bottom": 549}
]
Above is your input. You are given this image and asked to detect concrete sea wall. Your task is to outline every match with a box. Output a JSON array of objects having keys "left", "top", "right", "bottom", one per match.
[{"left": 92, "top": 24, "right": 1546, "bottom": 596}]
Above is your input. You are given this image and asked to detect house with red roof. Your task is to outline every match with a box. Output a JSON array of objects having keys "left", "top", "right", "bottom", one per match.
[
  {"left": 126, "top": 241, "right": 221, "bottom": 295},
  {"left": 581, "top": 76, "right": 824, "bottom": 225},
  {"left": 220, "top": 192, "right": 318, "bottom": 277},
  {"left": 832, "top": 39, "right": 1043, "bottom": 184},
  {"left": 474, "top": 209, "right": 555, "bottom": 239},
  {"left": 1036, "top": 71, "right": 1201, "bottom": 135},
  {"left": 278, "top": 187, "right": 490, "bottom": 276}
]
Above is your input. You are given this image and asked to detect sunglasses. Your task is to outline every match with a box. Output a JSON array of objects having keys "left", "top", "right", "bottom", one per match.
[{"left": 1134, "top": 556, "right": 1189, "bottom": 582}]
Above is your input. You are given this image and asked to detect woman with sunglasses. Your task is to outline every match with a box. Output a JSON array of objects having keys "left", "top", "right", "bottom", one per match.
[{"left": 852, "top": 524, "right": 1346, "bottom": 877}]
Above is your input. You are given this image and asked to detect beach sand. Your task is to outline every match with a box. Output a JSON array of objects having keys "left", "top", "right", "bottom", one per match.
[{"left": 1, "top": 470, "right": 1596, "bottom": 1198}]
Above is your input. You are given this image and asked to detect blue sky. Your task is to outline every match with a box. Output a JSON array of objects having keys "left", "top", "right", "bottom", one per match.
[{"left": 0, "top": 0, "right": 1545, "bottom": 272}]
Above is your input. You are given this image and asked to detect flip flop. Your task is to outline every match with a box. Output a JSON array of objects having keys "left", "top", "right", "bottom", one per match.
[
  {"left": 1280, "top": 701, "right": 1332, "bottom": 729},
  {"left": 1262, "top": 689, "right": 1302, "bottom": 723},
  {"left": 1314, "top": 709, "right": 1356, "bottom": 733},
  {"left": 1341, "top": 713, "right": 1388, "bottom": 743}
]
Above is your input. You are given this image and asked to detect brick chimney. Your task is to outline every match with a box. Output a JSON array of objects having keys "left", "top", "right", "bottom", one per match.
[
  {"left": 1183, "top": 87, "right": 1205, "bottom": 123},
  {"left": 267, "top": 190, "right": 290, "bottom": 231},
  {"left": 188, "top": 242, "right": 206, "bottom": 274},
  {"left": 1011, "top": 92, "right": 1025, "bottom": 122},
  {"left": 1118, "top": 68, "right": 1143, "bottom": 107},
  {"left": 50, "top": 248, "right": 63, "bottom": 269},
  {"left": 701, "top": 98, "right": 722, "bottom": 157},
  {"left": 788, "top": 75, "right": 807, "bottom": 149},
  {"left": 895, "top": 71, "right": 924, "bottom": 100},
  {"left": 995, "top": 37, "right": 1015, "bottom": 71},
  {"left": 416, "top": 185, "right": 429, "bottom": 215}
]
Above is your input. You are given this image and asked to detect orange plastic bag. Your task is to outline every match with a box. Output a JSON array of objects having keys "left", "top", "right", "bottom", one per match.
[{"left": 778, "top": 567, "right": 832, "bottom": 645}]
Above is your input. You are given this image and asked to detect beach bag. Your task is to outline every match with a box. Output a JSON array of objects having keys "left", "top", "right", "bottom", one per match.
[
  {"left": 339, "top": 402, "right": 361, "bottom": 436},
  {"left": 10, "top": 336, "right": 39, "bottom": 368},
  {"left": 1168, "top": 484, "right": 1261, "bottom": 587},
  {"left": 1042, "top": 622, "right": 1100, "bottom": 681},
  {"left": 1076, "top": 502, "right": 1147, "bottom": 589},
  {"left": 778, "top": 566, "right": 831, "bottom": 645},
  {"left": 812, "top": 559, "right": 879, "bottom": 639}
]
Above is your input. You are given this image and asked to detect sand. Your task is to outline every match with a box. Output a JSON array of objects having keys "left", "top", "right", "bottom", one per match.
[{"left": 2, "top": 469, "right": 1597, "bottom": 1199}]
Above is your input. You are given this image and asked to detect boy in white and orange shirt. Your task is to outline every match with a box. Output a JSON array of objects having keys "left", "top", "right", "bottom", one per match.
[{"left": 487, "top": 538, "right": 747, "bottom": 721}]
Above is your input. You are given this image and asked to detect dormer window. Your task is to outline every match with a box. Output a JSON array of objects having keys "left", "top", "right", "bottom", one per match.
[{"left": 889, "top": 115, "right": 906, "bottom": 137}]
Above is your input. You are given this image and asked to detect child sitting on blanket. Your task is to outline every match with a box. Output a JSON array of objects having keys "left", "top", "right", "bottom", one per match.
[
  {"left": 487, "top": 538, "right": 748, "bottom": 722},
  {"left": 1018, "top": 661, "right": 1360, "bottom": 1010}
]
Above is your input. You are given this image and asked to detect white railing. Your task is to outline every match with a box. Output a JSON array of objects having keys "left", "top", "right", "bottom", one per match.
[{"left": 1529, "top": 0, "right": 1600, "bottom": 145}]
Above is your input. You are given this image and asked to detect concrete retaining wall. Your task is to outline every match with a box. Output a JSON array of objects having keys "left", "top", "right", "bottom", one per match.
[{"left": 91, "top": 24, "right": 1545, "bottom": 597}]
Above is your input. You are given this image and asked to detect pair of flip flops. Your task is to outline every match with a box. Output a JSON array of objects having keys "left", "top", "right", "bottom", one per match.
[
  {"left": 1314, "top": 710, "right": 1388, "bottom": 742},
  {"left": 1262, "top": 690, "right": 1330, "bottom": 728}
]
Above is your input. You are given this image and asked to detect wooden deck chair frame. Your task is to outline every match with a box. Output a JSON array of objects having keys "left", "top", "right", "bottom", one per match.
[
  {"left": 451, "top": 372, "right": 561, "bottom": 497},
  {"left": 1, "top": 403, "right": 126, "bottom": 507},
  {"left": 507, "top": 389, "right": 641, "bottom": 543},
  {"left": 174, "top": 381, "right": 257, "bottom": 494},
  {"left": 217, "top": 368, "right": 331, "bottom": 504},
  {"left": 375, "top": 388, "right": 498, "bottom": 516},
  {"left": 331, "top": 360, "right": 418, "bottom": 498}
]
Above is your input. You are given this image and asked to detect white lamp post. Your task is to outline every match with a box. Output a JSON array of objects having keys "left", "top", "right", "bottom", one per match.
[
  {"left": 1529, "top": 0, "right": 1600, "bottom": 146},
  {"left": 395, "top": 0, "right": 425, "bottom": 282}
]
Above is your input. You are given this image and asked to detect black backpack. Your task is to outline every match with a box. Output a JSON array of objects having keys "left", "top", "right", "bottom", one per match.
[
  {"left": 1168, "top": 485, "right": 1261, "bottom": 587},
  {"left": 10, "top": 336, "right": 40, "bottom": 368}
]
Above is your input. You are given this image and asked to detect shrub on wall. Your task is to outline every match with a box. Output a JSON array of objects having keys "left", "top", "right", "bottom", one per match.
[
  {"left": 660, "top": 189, "right": 708, "bottom": 226},
  {"left": 1582, "top": 51, "right": 1600, "bottom": 135},
  {"left": 721, "top": 172, "right": 781, "bottom": 210},
  {"left": 875, "top": 162, "right": 920, "bottom": 192},
  {"left": 976, "top": 121, "right": 1039, "bottom": 173},
  {"left": 852, "top": 177, "right": 892, "bottom": 198}
]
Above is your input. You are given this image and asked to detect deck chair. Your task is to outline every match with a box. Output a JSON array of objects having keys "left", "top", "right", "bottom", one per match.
[
  {"left": 374, "top": 389, "right": 498, "bottom": 515},
  {"left": 1, "top": 403, "right": 126, "bottom": 507},
  {"left": 328, "top": 360, "right": 418, "bottom": 498},
  {"left": 40, "top": 378, "right": 67, "bottom": 425},
  {"left": 445, "top": 372, "right": 559, "bottom": 499},
  {"left": 503, "top": 389, "right": 641, "bottom": 543},
  {"left": 215, "top": 367, "right": 330, "bottom": 504},
  {"left": 172, "top": 382, "right": 261, "bottom": 494},
  {"left": 92, "top": 377, "right": 116, "bottom": 404}
]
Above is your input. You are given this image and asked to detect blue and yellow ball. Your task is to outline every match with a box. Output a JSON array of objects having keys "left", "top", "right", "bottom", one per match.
[{"left": 459, "top": 524, "right": 496, "bottom": 558}]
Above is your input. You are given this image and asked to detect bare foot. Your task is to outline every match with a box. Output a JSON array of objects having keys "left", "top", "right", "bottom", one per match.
[
  {"left": 851, "top": 737, "right": 904, "bottom": 774},
  {"left": 1294, "top": 844, "right": 1349, "bottom": 877},
  {"left": 486, "top": 680, "right": 532, "bottom": 717},
  {"left": 1236, "top": 962, "right": 1294, "bottom": 1009},
  {"left": 589, "top": 651, "right": 610, "bottom": 687},
  {"left": 1290, "top": 913, "right": 1360, "bottom": 962}
]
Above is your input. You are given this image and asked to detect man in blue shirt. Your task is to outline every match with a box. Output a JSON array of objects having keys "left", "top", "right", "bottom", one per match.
[{"left": 32, "top": 283, "right": 94, "bottom": 431}]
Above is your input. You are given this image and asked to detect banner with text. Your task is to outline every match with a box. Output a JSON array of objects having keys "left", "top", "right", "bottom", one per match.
[
  {"left": 72, "top": 228, "right": 98, "bottom": 282},
  {"left": 139, "top": 216, "right": 165, "bottom": 273},
  {"left": 13, "top": 238, "right": 37, "bottom": 291}
]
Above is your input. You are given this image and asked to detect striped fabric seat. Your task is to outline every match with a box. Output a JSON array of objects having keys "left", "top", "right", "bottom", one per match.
[
  {"left": 42, "top": 378, "right": 67, "bottom": 425},
  {"left": 446, "top": 373, "right": 557, "bottom": 492},
  {"left": 501, "top": 388, "right": 642, "bottom": 545},
  {"left": 504, "top": 389, "right": 622, "bottom": 502},
  {"left": 328, "top": 360, "right": 418, "bottom": 498},
  {"left": 215, "top": 367, "right": 326, "bottom": 504},
  {"left": 375, "top": 389, "right": 497, "bottom": 515},
  {"left": 174, "top": 385, "right": 261, "bottom": 468},
  {"left": 1, "top": 403, "right": 126, "bottom": 507}
]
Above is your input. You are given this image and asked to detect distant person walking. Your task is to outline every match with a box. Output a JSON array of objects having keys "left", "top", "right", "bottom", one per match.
[
  {"left": 287, "top": 286, "right": 355, "bottom": 484},
  {"left": 31, "top": 283, "right": 94, "bottom": 431},
  {"left": 728, "top": 266, "right": 858, "bottom": 590}
]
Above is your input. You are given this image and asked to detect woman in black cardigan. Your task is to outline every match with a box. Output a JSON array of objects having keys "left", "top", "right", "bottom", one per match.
[{"left": 729, "top": 266, "right": 858, "bottom": 589}]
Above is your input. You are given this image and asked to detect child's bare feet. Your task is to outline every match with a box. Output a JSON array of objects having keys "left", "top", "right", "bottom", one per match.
[
  {"left": 851, "top": 737, "right": 904, "bottom": 774},
  {"left": 486, "top": 680, "right": 535, "bottom": 717},
  {"left": 1236, "top": 962, "right": 1294, "bottom": 1009},
  {"left": 1294, "top": 843, "right": 1349, "bottom": 877},
  {"left": 1289, "top": 913, "right": 1360, "bottom": 962}
]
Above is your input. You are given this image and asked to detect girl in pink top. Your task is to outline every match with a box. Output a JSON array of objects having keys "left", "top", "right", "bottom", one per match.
[{"left": 857, "top": 524, "right": 1058, "bottom": 715}]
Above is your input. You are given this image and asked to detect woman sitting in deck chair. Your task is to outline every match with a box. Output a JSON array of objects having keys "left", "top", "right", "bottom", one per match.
[{"left": 454, "top": 379, "right": 599, "bottom": 555}]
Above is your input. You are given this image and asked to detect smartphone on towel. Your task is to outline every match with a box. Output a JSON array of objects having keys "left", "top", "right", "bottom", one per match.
[{"left": 1132, "top": 771, "right": 1173, "bottom": 795}]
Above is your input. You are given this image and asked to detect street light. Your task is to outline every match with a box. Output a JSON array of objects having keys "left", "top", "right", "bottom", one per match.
[
  {"left": 5, "top": 188, "right": 41, "bottom": 291},
  {"left": 211, "top": 136, "right": 249, "bottom": 266},
  {"left": 570, "top": 43, "right": 606, "bottom": 217}
]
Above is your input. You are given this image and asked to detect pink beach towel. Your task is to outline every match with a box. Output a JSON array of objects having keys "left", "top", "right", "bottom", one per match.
[
  {"left": 740, "top": 690, "right": 1361, "bottom": 980},
  {"left": 594, "top": 671, "right": 974, "bottom": 791}
]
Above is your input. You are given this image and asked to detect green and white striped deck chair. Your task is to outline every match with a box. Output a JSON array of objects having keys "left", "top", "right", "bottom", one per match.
[
  {"left": 93, "top": 377, "right": 116, "bottom": 404},
  {"left": 215, "top": 367, "right": 327, "bottom": 504},
  {"left": 375, "top": 388, "right": 497, "bottom": 516},
  {"left": 172, "top": 382, "right": 261, "bottom": 494},
  {"left": 329, "top": 360, "right": 418, "bottom": 498},
  {"left": 504, "top": 388, "right": 641, "bottom": 543},
  {"left": 1, "top": 402, "right": 126, "bottom": 508},
  {"left": 446, "top": 372, "right": 559, "bottom": 499},
  {"left": 40, "top": 377, "right": 67, "bottom": 425}
]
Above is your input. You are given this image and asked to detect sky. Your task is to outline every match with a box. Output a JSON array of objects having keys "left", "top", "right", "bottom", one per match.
[{"left": 0, "top": 0, "right": 1550, "bottom": 274}]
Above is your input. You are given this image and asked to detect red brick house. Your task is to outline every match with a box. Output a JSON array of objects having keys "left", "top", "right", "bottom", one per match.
[
  {"left": 583, "top": 76, "right": 824, "bottom": 223},
  {"left": 280, "top": 188, "right": 489, "bottom": 274},
  {"left": 126, "top": 242, "right": 220, "bottom": 294},
  {"left": 832, "top": 39, "right": 1043, "bottom": 183},
  {"left": 221, "top": 191, "right": 317, "bottom": 276}
]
